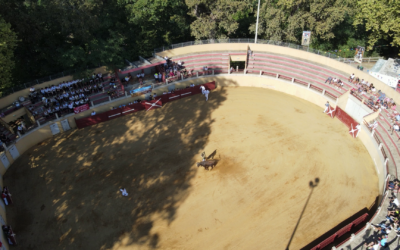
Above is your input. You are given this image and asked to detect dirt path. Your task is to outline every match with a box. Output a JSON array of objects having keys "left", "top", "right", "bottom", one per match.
[{"left": 4, "top": 87, "right": 378, "bottom": 250}]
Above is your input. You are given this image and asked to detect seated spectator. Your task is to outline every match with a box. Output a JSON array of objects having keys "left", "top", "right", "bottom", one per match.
[
  {"left": 364, "top": 240, "right": 379, "bottom": 250},
  {"left": 368, "top": 120, "right": 378, "bottom": 130},
  {"left": 97, "top": 73, "right": 104, "bottom": 82},
  {"left": 154, "top": 73, "right": 159, "bottom": 82},
  {"left": 141, "top": 72, "right": 145, "bottom": 78},
  {"left": 391, "top": 124, "right": 400, "bottom": 135},
  {"left": 348, "top": 73, "right": 355, "bottom": 83},
  {"left": 389, "top": 194, "right": 400, "bottom": 208},
  {"left": 91, "top": 111, "right": 96, "bottom": 116}
]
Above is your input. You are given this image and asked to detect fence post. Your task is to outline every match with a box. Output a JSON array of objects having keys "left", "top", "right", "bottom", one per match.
[
  {"left": 368, "top": 57, "right": 371, "bottom": 63},
  {"left": 196, "top": 72, "right": 199, "bottom": 78},
  {"left": 17, "top": 131, "right": 22, "bottom": 138},
  {"left": 291, "top": 78, "right": 294, "bottom": 83},
  {"left": 55, "top": 113, "right": 59, "bottom": 119},
  {"left": 385, "top": 158, "right": 389, "bottom": 165},
  {"left": 307, "top": 47, "right": 309, "bottom": 52},
  {"left": 212, "top": 70, "right": 214, "bottom": 75},
  {"left": 181, "top": 75, "right": 184, "bottom": 80},
  {"left": 308, "top": 83, "right": 311, "bottom": 88},
  {"left": 91, "top": 101, "right": 94, "bottom": 107},
  {"left": 328, "top": 53, "right": 330, "bottom": 57},
  {"left": 260, "top": 70, "right": 262, "bottom": 75},
  {"left": 125, "top": 91, "right": 128, "bottom": 97},
  {"left": 36, "top": 120, "right": 41, "bottom": 127},
  {"left": 244, "top": 69, "right": 246, "bottom": 74},
  {"left": 236, "top": 66, "right": 238, "bottom": 72},
  {"left": 318, "top": 50, "right": 320, "bottom": 55},
  {"left": 109, "top": 96, "right": 112, "bottom": 102},
  {"left": 378, "top": 143, "right": 383, "bottom": 150},
  {"left": 166, "top": 79, "right": 168, "bottom": 85},
  {"left": 371, "top": 129, "right": 375, "bottom": 137},
  {"left": 276, "top": 74, "right": 279, "bottom": 79},
  {"left": 322, "top": 89, "right": 326, "bottom": 95}
]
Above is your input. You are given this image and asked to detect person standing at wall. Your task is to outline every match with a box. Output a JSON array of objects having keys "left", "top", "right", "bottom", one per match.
[{"left": 323, "top": 101, "right": 330, "bottom": 113}]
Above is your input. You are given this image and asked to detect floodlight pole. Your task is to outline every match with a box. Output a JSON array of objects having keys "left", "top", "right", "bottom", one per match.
[{"left": 255, "top": 0, "right": 261, "bottom": 43}]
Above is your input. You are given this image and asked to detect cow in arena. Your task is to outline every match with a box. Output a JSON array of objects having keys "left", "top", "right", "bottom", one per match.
[{"left": 197, "top": 160, "right": 217, "bottom": 171}]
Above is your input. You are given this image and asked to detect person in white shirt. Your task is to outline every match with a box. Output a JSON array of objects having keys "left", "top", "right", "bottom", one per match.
[
  {"left": 204, "top": 89, "right": 210, "bottom": 101},
  {"left": 391, "top": 124, "right": 400, "bottom": 135},
  {"left": 158, "top": 73, "right": 162, "bottom": 82},
  {"left": 200, "top": 85, "right": 205, "bottom": 95},
  {"left": 91, "top": 111, "right": 96, "bottom": 116},
  {"left": 323, "top": 101, "right": 330, "bottom": 113}
]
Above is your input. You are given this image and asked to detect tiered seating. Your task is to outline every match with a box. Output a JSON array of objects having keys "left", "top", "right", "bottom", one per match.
[
  {"left": 247, "top": 52, "right": 353, "bottom": 97},
  {"left": 170, "top": 53, "right": 230, "bottom": 73}
]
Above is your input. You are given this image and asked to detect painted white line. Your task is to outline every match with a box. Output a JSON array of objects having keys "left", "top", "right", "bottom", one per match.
[
  {"left": 109, "top": 113, "right": 121, "bottom": 118},
  {"left": 122, "top": 109, "right": 135, "bottom": 114}
]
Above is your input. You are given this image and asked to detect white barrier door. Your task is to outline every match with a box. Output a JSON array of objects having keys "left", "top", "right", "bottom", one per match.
[
  {"left": 0, "top": 154, "right": 10, "bottom": 169},
  {"left": 61, "top": 119, "right": 71, "bottom": 132},
  {"left": 50, "top": 123, "right": 60, "bottom": 135},
  {"left": 9, "top": 145, "right": 19, "bottom": 160}
]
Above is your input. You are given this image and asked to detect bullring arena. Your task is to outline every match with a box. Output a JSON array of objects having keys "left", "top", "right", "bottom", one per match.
[{"left": 0, "top": 42, "right": 398, "bottom": 250}]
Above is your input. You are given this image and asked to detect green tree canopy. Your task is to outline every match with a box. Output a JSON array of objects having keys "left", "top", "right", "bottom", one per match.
[
  {"left": 251, "top": 0, "right": 355, "bottom": 43},
  {"left": 354, "top": 0, "right": 400, "bottom": 52},
  {"left": 186, "top": 0, "right": 252, "bottom": 39},
  {"left": 0, "top": 16, "right": 18, "bottom": 89}
]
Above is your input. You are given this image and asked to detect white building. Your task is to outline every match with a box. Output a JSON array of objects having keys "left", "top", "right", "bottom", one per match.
[{"left": 369, "top": 58, "right": 400, "bottom": 88}]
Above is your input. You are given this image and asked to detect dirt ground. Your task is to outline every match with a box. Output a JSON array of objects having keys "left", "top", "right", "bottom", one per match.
[{"left": 4, "top": 87, "right": 378, "bottom": 250}]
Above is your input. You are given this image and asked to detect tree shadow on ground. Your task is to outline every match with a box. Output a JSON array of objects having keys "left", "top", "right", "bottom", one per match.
[{"left": 4, "top": 81, "right": 237, "bottom": 250}]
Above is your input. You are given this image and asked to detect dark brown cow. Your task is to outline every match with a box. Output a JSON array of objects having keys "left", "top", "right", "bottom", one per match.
[{"left": 196, "top": 160, "right": 217, "bottom": 171}]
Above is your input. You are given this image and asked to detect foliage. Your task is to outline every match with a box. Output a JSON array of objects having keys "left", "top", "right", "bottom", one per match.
[
  {"left": 250, "top": 0, "right": 355, "bottom": 43},
  {"left": 186, "top": 0, "right": 252, "bottom": 39},
  {"left": 0, "top": 16, "right": 18, "bottom": 89},
  {"left": 354, "top": 0, "right": 400, "bottom": 52},
  {"left": 0, "top": 0, "right": 397, "bottom": 90}
]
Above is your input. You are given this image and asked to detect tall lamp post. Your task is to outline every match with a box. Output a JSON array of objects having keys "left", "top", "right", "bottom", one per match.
[
  {"left": 285, "top": 178, "right": 320, "bottom": 250},
  {"left": 255, "top": 0, "right": 261, "bottom": 43}
]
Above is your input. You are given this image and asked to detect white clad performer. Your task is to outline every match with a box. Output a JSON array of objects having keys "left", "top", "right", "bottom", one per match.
[
  {"left": 200, "top": 85, "right": 205, "bottom": 95},
  {"left": 323, "top": 101, "right": 330, "bottom": 113},
  {"left": 205, "top": 89, "right": 210, "bottom": 101}
]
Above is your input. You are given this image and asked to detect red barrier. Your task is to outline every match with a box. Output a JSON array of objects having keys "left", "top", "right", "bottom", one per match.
[
  {"left": 158, "top": 94, "right": 170, "bottom": 104},
  {"left": 335, "top": 107, "right": 358, "bottom": 129},
  {"left": 75, "top": 113, "right": 108, "bottom": 129},
  {"left": 203, "top": 81, "right": 216, "bottom": 90},
  {"left": 105, "top": 108, "right": 123, "bottom": 120},
  {"left": 168, "top": 93, "right": 181, "bottom": 102},
  {"left": 75, "top": 81, "right": 216, "bottom": 128},
  {"left": 143, "top": 99, "right": 163, "bottom": 111},
  {"left": 175, "top": 88, "right": 194, "bottom": 98},
  {"left": 121, "top": 103, "right": 145, "bottom": 116}
]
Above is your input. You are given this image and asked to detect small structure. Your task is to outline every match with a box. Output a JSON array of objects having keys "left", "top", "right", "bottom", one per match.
[{"left": 369, "top": 58, "right": 400, "bottom": 89}]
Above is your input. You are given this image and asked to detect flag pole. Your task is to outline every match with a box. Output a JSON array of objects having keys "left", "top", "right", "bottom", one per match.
[{"left": 255, "top": 0, "right": 261, "bottom": 43}]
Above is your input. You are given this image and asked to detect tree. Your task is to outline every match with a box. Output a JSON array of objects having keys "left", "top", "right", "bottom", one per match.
[
  {"left": 354, "top": 0, "right": 400, "bottom": 52},
  {"left": 186, "top": 0, "right": 252, "bottom": 39},
  {"left": 250, "top": 0, "right": 355, "bottom": 44},
  {"left": 0, "top": 16, "right": 18, "bottom": 89}
]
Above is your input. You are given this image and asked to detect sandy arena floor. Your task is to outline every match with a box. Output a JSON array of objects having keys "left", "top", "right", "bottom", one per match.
[{"left": 4, "top": 87, "right": 378, "bottom": 250}]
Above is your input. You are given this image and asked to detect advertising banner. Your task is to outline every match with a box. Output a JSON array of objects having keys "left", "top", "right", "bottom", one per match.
[
  {"left": 302, "top": 31, "right": 311, "bottom": 46},
  {"left": 74, "top": 104, "right": 90, "bottom": 114}
]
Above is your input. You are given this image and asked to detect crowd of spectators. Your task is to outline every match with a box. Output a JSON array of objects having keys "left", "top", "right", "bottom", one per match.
[
  {"left": 364, "top": 186, "right": 400, "bottom": 249},
  {"left": 27, "top": 73, "right": 108, "bottom": 120}
]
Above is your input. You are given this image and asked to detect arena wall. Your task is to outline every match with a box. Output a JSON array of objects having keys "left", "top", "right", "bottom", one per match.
[{"left": 157, "top": 43, "right": 400, "bottom": 105}]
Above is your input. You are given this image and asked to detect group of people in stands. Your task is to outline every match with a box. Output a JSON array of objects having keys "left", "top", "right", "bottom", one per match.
[
  {"left": 364, "top": 181, "right": 400, "bottom": 249},
  {"left": 28, "top": 73, "right": 107, "bottom": 120},
  {"left": 324, "top": 76, "right": 344, "bottom": 89}
]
